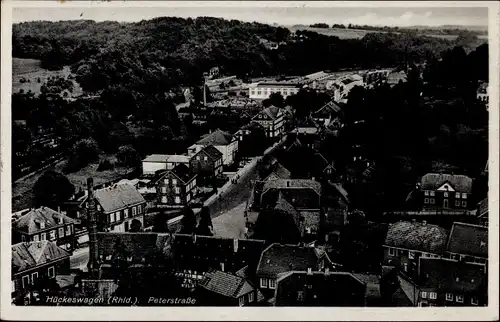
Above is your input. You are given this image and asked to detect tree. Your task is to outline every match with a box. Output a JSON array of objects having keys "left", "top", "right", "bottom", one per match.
[
  {"left": 117, "top": 145, "right": 139, "bottom": 167},
  {"left": 179, "top": 206, "right": 197, "bottom": 234},
  {"left": 73, "top": 138, "right": 100, "bottom": 165},
  {"left": 268, "top": 92, "right": 285, "bottom": 108},
  {"left": 196, "top": 206, "right": 213, "bottom": 236},
  {"left": 33, "top": 170, "right": 75, "bottom": 208},
  {"left": 129, "top": 218, "right": 143, "bottom": 232}
]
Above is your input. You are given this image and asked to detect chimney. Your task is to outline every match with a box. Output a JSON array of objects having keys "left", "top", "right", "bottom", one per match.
[
  {"left": 325, "top": 267, "right": 330, "bottom": 275},
  {"left": 412, "top": 219, "right": 416, "bottom": 223},
  {"left": 220, "top": 262, "right": 225, "bottom": 272},
  {"left": 57, "top": 206, "right": 61, "bottom": 213},
  {"left": 422, "top": 220, "right": 427, "bottom": 225},
  {"left": 233, "top": 238, "right": 239, "bottom": 253},
  {"left": 86, "top": 177, "right": 100, "bottom": 279},
  {"left": 307, "top": 267, "right": 312, "bottom": 275},
  {"left": 311, "top": 177, "right": 315, "bottom": 181}
]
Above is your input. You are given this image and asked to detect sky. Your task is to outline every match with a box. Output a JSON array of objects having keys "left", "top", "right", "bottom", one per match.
[{"left": 12, "top": 2, "right": 489, "bottom": 28}]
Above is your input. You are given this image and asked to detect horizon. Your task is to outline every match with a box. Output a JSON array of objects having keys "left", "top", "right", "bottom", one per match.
[{"left": 13, "top": 4, "right": 488, "bottom": 29}]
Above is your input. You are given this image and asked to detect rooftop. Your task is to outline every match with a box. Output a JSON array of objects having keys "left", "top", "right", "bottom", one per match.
[
  {"left": 198, "top": 269, "right": 256, "bottom": 298},
  {"left": 14, "top": 206, "right": 78, "bottom": 234},
  {"left": 384, "top": 221, "right": 449, "bottom": 254},
  {"left": 162, "top": 163, "right": 197, "bottom": 184},
  {"left": 12, "top": 241, "right": 70, "bottom": 274},
  {"left": 142, "top": 154, "right": 170, "bottom": 163},
  {"left": 94, "top": 184, "right": 146, "bottom": 213},
  {"left": 420, "top": 173, "right": 473, "bottom": 193},
  {"left": 447, "top": 222, "right": 488, "bottom": 258},
  {"left": 262, "top": 179, "right": 322, "bottom": 195},
  {"left": 197, "top": 129, "right": 234, "bottom": 146},
  {"left": 197, "top": 145, "right": 223, "bottom": 161}
]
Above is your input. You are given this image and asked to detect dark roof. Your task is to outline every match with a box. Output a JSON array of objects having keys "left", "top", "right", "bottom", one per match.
[
  {"left": 256, "top": 244, "right": 320, "bottom": 278},
  {"left": 420, "top": 173, "right": 473, "bottom": 193},
  {"left": 274, "top": 193, "right": 301, "bottom": 227},
  {"left": 384, "top": 221, "right": 449, "bottom": 254},
  {"left": 255, "top": 106, "right": 281, "bottom": 120},
  {"left": 169, "top": 163, "right": 197, "bottom": 184},
  {"left": 12, "top": 241, "right": 70, "bottom": 274},
  {"left": 199, "top": 269, "right": 256, "bottom": 298},
  {"left": 94, "top": 184, "right": 146, "bottom": 213},
  {"left": 197, "top": 129, "right": 234, "bottom": 146},
  {"left": 201, "top": 145, "right": 223, "bottom": 161},
  {"left": 477, "top": 198, "right": 488, "bottom": 217},
  {"left": 265, "top": 163, "right": 291, "bottom": 181},
  {"left": 262, "top": 179, "right": 322, "bottom": 195},
  {"left": 300, "top": 211, "right": 321, "bottom": 232},
  {"left": 395, "top": 275, "right": 418, "bottom": 306},
  {"left": 447, "top": 222, "right": 488, "bottom": 258},
  {"left": 14, "top": 207, "right": 78, "bottom": 234},
  {"left": 418, "top": 258, "right": 486, "bottom": 293},
  {"left": 312, "top": 101, "right": 341, "bottom": 117}
]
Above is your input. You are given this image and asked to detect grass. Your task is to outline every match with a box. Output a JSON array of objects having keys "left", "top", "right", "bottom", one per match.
[
  {"left": 12, "top": 57, "right": 83, "bottom": 97},
  {"left": 12, "top": 154, "right": 135, "bottom": 212}
]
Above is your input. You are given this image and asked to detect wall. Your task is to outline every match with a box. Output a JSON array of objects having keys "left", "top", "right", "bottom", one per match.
[{"left": 143, "top": 162, "right": 167, "bottom": 175}]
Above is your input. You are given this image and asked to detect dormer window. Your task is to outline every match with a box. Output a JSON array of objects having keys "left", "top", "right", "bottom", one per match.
[{"left": 40, "top": 221, "right": 45, "bottom": 229}]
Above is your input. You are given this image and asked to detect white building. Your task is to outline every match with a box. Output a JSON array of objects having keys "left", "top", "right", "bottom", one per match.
[
  {"left": 142, "top": 154, "right": 191, "bottom": 175},
  {"left": 252, "top": 106, "right": 285, "bottom": 138},
  {"left": 187, "top": 129, "right": 239, "bottom": 166},
  {"left": 249, "top": 82, "right": 302, "bottom": 100},
  {"left": 326, "top": 74, "right": 364, "bottom": 103}
]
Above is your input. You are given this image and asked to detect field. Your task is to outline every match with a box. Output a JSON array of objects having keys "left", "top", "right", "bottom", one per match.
[
  {"left": 12, "top": 155, "right": 135, "bottom": 212},
  {"left": 12, "top": 57, "right": 83, "bottom": 97}
]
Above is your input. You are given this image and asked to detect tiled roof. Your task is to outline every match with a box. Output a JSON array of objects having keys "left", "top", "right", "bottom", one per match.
[
  {"left": 447, "top": 222, "right": 488, "bottom": 258},
  {"left": 300, "top": 211, "right": 320, "bottom": 232},
  {"left": 260, "top": 106, "right": 280, "bottom": 120},
  {"left": 12, "top": 241, "right": 70, "bottom": 274},
  {"left": 14, "top": 207, "right": 78, "bottom": 234},
  {"left": 420, "top": 173, "right": 473, "bottom": 193},
  {"left": 384, "top": 221, "right": 449, "bottom": 254},
  {"left": 142, "top": 154, "right": 169, "bottom": 163},
  {"left": 396, "top": 275, "right": 418, "bottom": 306},
  {"left": 94, "top": 184, "right": 146, "bottom": 213},
  {"left": 262, "top": 179, "right": 322, "bottom": 195},
  {"left": 199, "top": 269, "right": 256, "bottom": 298},
  {"left": 274, "top": 193, "right": 301, "bottom": 226},
  {"left": 166, "top": 155, "right": 190, "bottom": 163},
  {"left": 478, "top": 198, "right": 488, "bottom": 217},
  {"left": 235, "top": 265, "right": 250, "bottom": 278},
  {"left": 169, "top": 164, "right": 197, "bottom": 184},
  {"left": 418, "top": 258, "right": 486, "bottom": 293},
  {"left": 201, "top": 145, "right": 223, "bottom": 161},
  {"left": 197, "top": 129, "right": 234, "bottom": 146},
  {"left": 256, "top": 244, "right": 320, "bottom": 278},
  {"left": 269, "top": 163, "right": 291, "bottom": 180},
  {"left": 313, "top": 101, "right": 341, "bottom": 117}
]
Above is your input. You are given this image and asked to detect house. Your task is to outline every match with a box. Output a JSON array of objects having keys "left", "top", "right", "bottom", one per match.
[
  {"left": 263, "top": 162, "right": 291, "bottom": 182},
  {"left": 249, "top": 82, "right": 301, "bottom": 100},
  {"left": 256, "top": 243, "right": 333, "bottom": 299},
  {"left": 234, "top": 122, "right": 268, "bottom": 160},
  {"left": 477, "top": 198, "right": 488, "bottom": 226},
  {"left": 12, "top": 241, "right": 71, "bottom": 299},
  {"left": 154, "top": 164, "right": 198, "bottom": 207},
  {"left": 142, "top": 154, "right": 191, "bottom": 175},
  {"left": 311, "top": 100, "right": 342, "bottom": 126},
  {"left": 260, "top": 179, "right": 322, "bottom": 210},
  {"left": 419, "top": 173, "right": 473, "bottom": 210},
  {"left": 363, "top": 70, "right": 390, "bottom": 86},
  {"left": 197, "top": 269, "right": 264, "bottom": 306},
  {"left": 188, "top": 129, "right": 238, "bottom": 166},
  {"left": 13, "top": 207, "right": 78, "bottom": 252},
  {"left": 82, "top": 183, "right": 147, "bottom": 232},
  {"left": 188, "top": 145, "right": 223, "bottom": 181},
  {"left": 445, "top": 222, "right": 488, "bottom": 265},
  {"left": 396, "top": 258, "right": 487, "bottom": 307},
  {"left": 387, "top": 70, "right": 407, "bottom": 86},
  {"left": 252, "top": 106, "right": 285, "bottom": 138},
  {"left": 326, "top": 74, "right": 363, "bottom": 103},
  {"left": 383, "top": 220, "right": 449, "bottom": 276},
  {"left": 274, "top": 270, "right": 367, "bottom": 306}
]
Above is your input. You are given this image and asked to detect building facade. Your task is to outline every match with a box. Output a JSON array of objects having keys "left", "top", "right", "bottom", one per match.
[
  {"left": 252, "top": 106, "right": 285, "bottom": 138},
  {"left": 189, "top": 145, "right": 223, "bottom": 180},
  {"left": 188, "top": 129, "right": 239, "bottom": 166},
  {"left": 249, "top": 82, "right": 301, "bottom": 100},
  {"left": 419, "top": 173, "right": 473, "bottom": 210},
  {"left": 155, "top": 164, "right": 198, "bottom": 207}
]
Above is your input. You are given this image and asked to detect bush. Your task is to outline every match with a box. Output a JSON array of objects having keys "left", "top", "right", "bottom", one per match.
[{"left": 97, "top": 158, "right": 115, "bottom": 171}]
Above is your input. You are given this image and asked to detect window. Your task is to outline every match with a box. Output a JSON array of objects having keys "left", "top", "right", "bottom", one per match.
[
  {"left": 424, "top": 191, "right": 429, "bottom": 196},
  {"left": 456, "top": 295, "right": 464, "bottom": 303},
  {"left": 421, "top": 291, "right": 428, "bottom": 299},
  {"left": 137, "top": 205, "right": 142, "bottom": 214},
  {"left": 424, "top": 198, "right": 429, "bottom": 204},
  {"left": 455, "top": 192, "right": 461, "bottom": 199},
  {"left": 204, "top": 156, "right": 208, "bottom": 161},
  {"left": 66, "top": 225, "right": 71, "bottom": 235},
  {"left": 444, "top": 192, "right": 448, "bottom": 198},
  {"left": 455, "top": 200, "right": 461, "bottom": 206},
  {"left": 48, "top": 266, "right": 55, "bottom": 278},
  {"left": 471, "top": 297, "right": 478, "bottom": 305},
  {"left": 110, "top": 213, "right": 115, "bottom": 223},
  {"left": 462, "top": 201, "right": 467, "bottom": 207},
  {"left": 238, "top": 296, "right": 245, "bottom": 306},
  {"left": 297, "top": 291, "right": 304, "bottom": 301},
  {"left": 124, "top": 221, "right": 129, "bottom": 232},
  {"left": 116, "top": 211, "right": 121, "bottom": 222},
  {"left": 172, "top": 179, "right": 177, "bottom": 185},
  {"left": 164, "top": 178, "right": 169, "bottom": 184},
  {"left": 175, "top": 187, "right": 181, "bottom": 194},
  {"left": 132, "top": 207, "right": 137, "bottom": 216},
  {"left": 388, "top": 248, "right": 395, "bottom": 256},
  {"left": 41, "top": 233, "right": 47, "bottom": 241},
  {"left": 196, "top": 156, "right": 200, "bottom": 160},
  {"left": 31, "top": 272, "right": 38, "bottom": 285},
  {"left": 40, "top": 222, "right": 45, "bottom": 229},
  {"left": 124, "top": 209, "right": 129, "bottom": 218},
  {"left": 269, "top": 279, "right": 276, "bottom": 289},
  {"left": 430, "top": 198, "right": 435, "bottom": 204},
  {"left": 162, "top": 187, "right": 167, "bottom": 193},
  {"left": 187, "top": 194, "right": 191, "bottom": 202},
  {"left": 248, "top": 292, "right": 254, "bottom": 303},
  {"left": 260, "top": 278, "right": 268, "bottom": 288},
  {"left": 430, "top": 191, "right": 435, "bottom": 196},
  {"left": 175, "top": 196, "right": 181, "bottom": 204},
  {"left": 33, "top": 234, "right": 40, "bottom": 242},
  {"left": 462, "top": 193, "right": 467, "bottom": 199},
  {"left": 430, "top": 292, "right": 437, "bottom": 300},
  {"left": 446, "top": 293, "right": 453, "bottom": 301},
  {"left": 409, "top": 251, "right": 415, "bottom": 259},
  {"left": 58, "top": 227, "right": 64, "bottom": 238},
  {"left": 22, "top": 275, "right": 30, "bottom": 288},
  {"left": 161, "top": 196, "right": 167, "bottom": 204},
  {"left": 403, "top": 263, "right": 408, "bottom": 272},
  {"left": 49, "top": 230, "right": 56, "bottom": 240}
]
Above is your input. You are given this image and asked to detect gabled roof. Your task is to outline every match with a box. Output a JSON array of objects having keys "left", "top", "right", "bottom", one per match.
[
  {"left": 94, "top": 184, "right": 146, "bottom": 213},
  {"left": 274, "top": 193, "right": 302, "bottom": 227},
  {"left": 193, "top": 145, "right": 223, "bottom": 161},
  {"left": 446, "top": 222, "right": 488, "bottom": 258},
  {"left": 14, "top": 207, "right": 78, "bottom": 234},
  {"left": 313, "top": 100, "right": 341, "bottom": 117},
  {"left": 198, "top": 269, "right": 256, "bottom": 298},
  {"left": 262, "top": 179, "right": 322, "bottom": 195},
  {"left": 264, "top": 163, "right": 291, "bottom": 181},
  {"left": 254, "top": 106, "right": 281, "bottom": 120},
  {"left": 142, "top": 154, "right": 169, "bottom": 163},
  {"left": 418, "top": 258, "right": 486, "bottom": 293},
  {"left": 384, "top": 221, "right": 449, "bottom": 254},
  {"left": 12, "top": 241, "right": 70, "bottom": 274},
  {"left": 420, "top": 173, "right": 473, "bottom": 193},
  {"left": 197, "top": 129, "right": 234, "bottom": 146},
  {"left": 159, "top": 164, "right": 197, "bottom": 184},
  {"left": 256, "top": 244, "right": 321, "bottom": 278}
]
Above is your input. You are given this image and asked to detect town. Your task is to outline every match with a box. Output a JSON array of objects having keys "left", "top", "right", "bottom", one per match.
[{"left": 10, "top": 13, "right": 489, "bottom": 308}]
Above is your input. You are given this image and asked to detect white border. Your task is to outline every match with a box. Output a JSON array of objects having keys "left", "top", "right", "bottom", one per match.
[{"left": 1, "top": 1, "right": 499, "bottom": 320}]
